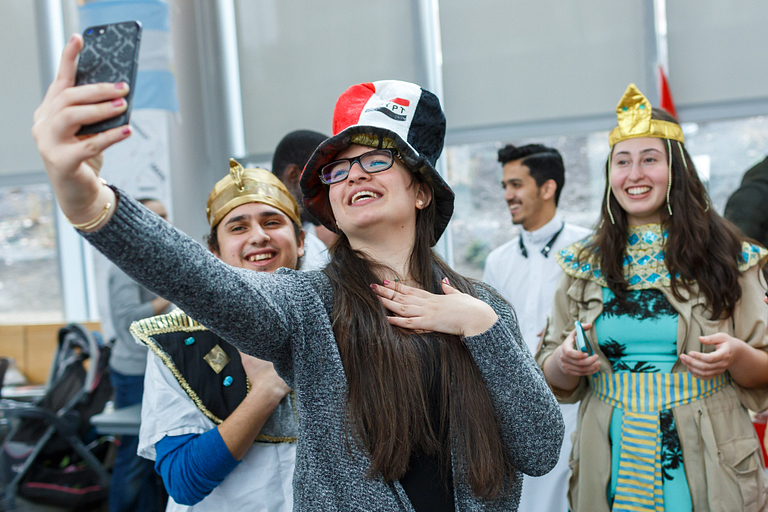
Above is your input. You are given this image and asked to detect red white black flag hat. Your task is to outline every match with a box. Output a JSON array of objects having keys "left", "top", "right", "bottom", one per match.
[{"left": 301, "top": 80, "right": 454, "bottom": 245}]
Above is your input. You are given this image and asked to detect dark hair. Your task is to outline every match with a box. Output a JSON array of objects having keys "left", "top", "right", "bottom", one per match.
[
  {"left": 205, "top": 219, "right": 304, "bottom": 271},
  {"left": 324, "top": 178, "right": 515, "bottom": 499},
  {"left": 583, "top": 109, "right": 744, "bottom": 319},
  {"left": 271, "top": 130, "right": 328, "bottom": 178},
  {"left": 497, "top": 144, "right": 565, "bottom": 205}
]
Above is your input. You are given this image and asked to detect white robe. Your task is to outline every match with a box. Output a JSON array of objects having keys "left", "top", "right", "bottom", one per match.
[
  {"left": 483, "top": 214, "right": 591, "bottom": 512},
  {"left": 139, "top": 352, "right": 295, "bottom": 512},
  {"left": 301, "top": 223, "right": 330, "bottom": 271}
]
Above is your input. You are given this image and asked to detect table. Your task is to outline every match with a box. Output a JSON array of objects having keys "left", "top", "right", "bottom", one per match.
[{"left": 90, "top": 403, "right": 142, "bottom": 436}]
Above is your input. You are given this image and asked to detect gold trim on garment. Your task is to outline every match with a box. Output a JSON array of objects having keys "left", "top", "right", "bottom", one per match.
[
  {"left": 130, "top": 309, "right": 297, "bottom": 443},
  {"left": 556, "top": 226, "right": 768, "bottom": 289}
]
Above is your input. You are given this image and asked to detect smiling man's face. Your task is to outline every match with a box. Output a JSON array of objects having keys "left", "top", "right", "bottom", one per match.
[
  {"left": 212, "top": 202, "right": 304, "bottom": 273},
  {"left": 501, "top": 159, "right": 547, "bottom": 231}
]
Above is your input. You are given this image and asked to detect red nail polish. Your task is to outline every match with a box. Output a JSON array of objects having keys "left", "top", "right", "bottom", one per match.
[
  {"left": 369, "top": 284, "right": 377, "bottom": 290},
  {"left": 121, "top": 126, "right": 131, "bottom": 135},
  {"left": 112, "top": 98, "right": 124, "bottom": 107},
  {"left": 115, "top": 82, "right": 126, "bottom": 89},
  {"left": 382, "top": 280, "right": 390, "bottom": 286}
]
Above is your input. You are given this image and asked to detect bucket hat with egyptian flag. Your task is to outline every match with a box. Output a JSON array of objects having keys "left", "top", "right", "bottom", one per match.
[{"left": 300, "top": 80, "right": 454, "bottom": 245}]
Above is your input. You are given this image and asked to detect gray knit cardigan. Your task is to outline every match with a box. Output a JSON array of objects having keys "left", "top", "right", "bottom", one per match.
[{"left": 83, "top": 191, "right": 564, "bottom": 511}]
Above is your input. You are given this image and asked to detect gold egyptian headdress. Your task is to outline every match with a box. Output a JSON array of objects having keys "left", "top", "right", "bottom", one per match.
[
  {"left": 206, "top": 159, "right": 301, "bottom": 228},
  {"left": 606, "top": 84, "right": 688, "bottom": 224}
]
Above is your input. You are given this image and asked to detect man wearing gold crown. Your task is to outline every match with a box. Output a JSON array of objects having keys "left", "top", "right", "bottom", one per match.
[
  {"left": 536, "top": 84, "right": 768, "bottom": 511},
  {"left": 130, "top": 161, "right": 303, "bottom": 511}
]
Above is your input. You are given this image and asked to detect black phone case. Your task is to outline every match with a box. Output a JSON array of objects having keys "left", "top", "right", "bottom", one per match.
[{"left": 75, "top": 21, "right": 142, "bottom": 135}]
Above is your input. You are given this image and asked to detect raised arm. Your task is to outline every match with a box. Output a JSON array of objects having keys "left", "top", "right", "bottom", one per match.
[
  {"left": 32, "top": 35, "right": 301, "bottom": 377},
  {"left": 32, "top": 34, "right": 125, "bottom": 231}
]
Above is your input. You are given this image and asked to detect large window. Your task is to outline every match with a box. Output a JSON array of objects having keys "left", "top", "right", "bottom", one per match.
[
  {"left": 0, "top": 183, "right": 63, "bottom": 324},
  {"left": 445, "top": 115, "right": 768, "bottom": 280}
]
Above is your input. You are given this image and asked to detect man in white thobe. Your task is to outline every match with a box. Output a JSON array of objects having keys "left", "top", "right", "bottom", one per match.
[{"left": 483, "top": 144, "right": 590, "bottom": 512}]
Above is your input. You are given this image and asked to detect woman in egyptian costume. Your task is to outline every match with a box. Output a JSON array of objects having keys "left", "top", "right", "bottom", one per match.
[{"left": 537, "top": 84, "right": 768, "bottom": 512}]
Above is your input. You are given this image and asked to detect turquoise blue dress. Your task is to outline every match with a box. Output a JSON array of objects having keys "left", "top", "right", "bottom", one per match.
[{"left": 594, "top": 287, "right": 693, "bottom": 511}]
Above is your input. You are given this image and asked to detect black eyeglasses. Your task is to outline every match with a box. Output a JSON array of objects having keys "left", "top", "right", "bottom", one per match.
[{"left": 319, "top": 149, "right": 398, "bottom": 185}]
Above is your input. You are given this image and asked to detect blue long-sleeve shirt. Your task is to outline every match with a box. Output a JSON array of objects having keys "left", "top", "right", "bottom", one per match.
[{"left": 154, "top": 428, "right": 239, "bottom": 506}]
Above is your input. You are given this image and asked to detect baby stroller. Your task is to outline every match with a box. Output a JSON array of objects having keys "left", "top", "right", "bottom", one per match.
[{"left": 0, "top": 323, "right": 113, "bottom": 511}]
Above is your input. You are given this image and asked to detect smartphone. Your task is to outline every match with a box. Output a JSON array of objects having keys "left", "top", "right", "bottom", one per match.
[
  {"left": 75, "top": 21, "right": 142, "bottom": 135},
  {"left": 574, "top": 320, "right": 593, "bottom": 356}
]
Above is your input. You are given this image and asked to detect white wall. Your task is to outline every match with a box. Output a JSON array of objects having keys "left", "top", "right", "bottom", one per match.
[
  {"left": 667, "top": 0, "right": 768, "bottom": 107},
  {"left": 439, "top": 0, "right": 650, "bottom": 129},
  {"left": 234, "top": 0, "right": 422, "bottom": 156}
]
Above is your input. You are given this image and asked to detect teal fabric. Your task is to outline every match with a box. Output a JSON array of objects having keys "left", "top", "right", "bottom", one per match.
[{"left": 595, "top": 287, "right": 692, "bottom": 511}]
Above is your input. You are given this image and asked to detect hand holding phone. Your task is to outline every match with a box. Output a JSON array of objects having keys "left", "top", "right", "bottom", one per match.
[
  {"left": 75, "top": 21, "right": 142, "bottom": 135},
  {"left": 574, "top": 320, "right": 593, "bottom": 356},
  {"left": 32, "top": 31, "right": 133, "bottom": 230}
]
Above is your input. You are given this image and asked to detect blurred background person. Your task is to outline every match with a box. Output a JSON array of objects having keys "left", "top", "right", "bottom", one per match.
[
  {"left": 108, "top": 198, "right": 172, "bottom": 512},
  {"left": 272, "top": 130, "right": 335, "bottom": 270},
  {"left": 724, "top": 156, "right": 768, "bottom": 249},
  {"left": 483, "top": 143, "right": 590, "bottom": 512}
]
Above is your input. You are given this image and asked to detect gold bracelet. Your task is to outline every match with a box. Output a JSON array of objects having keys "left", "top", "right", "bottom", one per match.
[
  {"left": 68, "top": 178, "right": 113, "bottom": 231},
  {"left": 69, "top": 202, "right": 113, "bottom": 231}
]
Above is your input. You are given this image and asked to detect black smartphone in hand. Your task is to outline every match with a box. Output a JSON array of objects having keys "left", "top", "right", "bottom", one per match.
[{"left": 75, "top": 21, "right": 142, "bottom": 135}]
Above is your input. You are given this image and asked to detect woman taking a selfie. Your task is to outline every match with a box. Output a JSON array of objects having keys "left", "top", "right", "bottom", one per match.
[
  {"left": 537, "top": 84, "right": 768, "bottom": 512},
  {"left": 33, "top": 35, "right": 563, "bottom": 511}
]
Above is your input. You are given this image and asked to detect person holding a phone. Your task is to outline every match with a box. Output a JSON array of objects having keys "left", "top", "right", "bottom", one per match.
[
  {"left": 32, "top": 35, "right": 564, "bottom": 511},
  {"left": 536, "top": 84, "right": 768, "bottom": 511}
]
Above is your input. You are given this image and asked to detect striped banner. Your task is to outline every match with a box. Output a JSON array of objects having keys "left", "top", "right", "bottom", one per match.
[{"left": 590, "top": 372, "right": 730, "bottom": 511}]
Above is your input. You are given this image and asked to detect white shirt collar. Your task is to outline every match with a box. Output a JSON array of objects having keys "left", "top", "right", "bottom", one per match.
[{"left": 521, "top": 214, "right": 563, "bottom": 247}]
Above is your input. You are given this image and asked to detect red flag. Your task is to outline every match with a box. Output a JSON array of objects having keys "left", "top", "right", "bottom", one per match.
[{"left": 659, "top": 66, "right": 678, "bottom": 120}]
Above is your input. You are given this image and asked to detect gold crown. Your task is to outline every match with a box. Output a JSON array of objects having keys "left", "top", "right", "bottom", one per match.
[
  {"left": 206, "top": 159, "right": 301, "bottom": 228},
  {"left": 608, "top": 84, "right": 684, "bottom": 147}
]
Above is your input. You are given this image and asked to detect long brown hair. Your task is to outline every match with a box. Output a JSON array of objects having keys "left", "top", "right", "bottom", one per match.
[
  {"left": 584, "top": 109, "right": 744, "bottom": 319},
  {"left": 323, "top": 177, "right": 515, "bottom": 499}
]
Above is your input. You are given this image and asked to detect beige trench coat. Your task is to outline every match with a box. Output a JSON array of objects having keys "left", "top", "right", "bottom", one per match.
[{"left": 536, "top": 264, "right": 768, "bottom": 512}]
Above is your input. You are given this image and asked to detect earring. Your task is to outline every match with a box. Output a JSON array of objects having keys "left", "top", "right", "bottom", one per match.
[
  {"left": 417, "top": 200, "right": 424, "bottom": 208},
  {"left": 666, "top": 139, "right": 673, "bottom": 217},
  {"left": 606, "top": 147, "right": 615, "bottom": 225},
  {"left": 606, "top": 189, "right": 615, "bottom": 225}
]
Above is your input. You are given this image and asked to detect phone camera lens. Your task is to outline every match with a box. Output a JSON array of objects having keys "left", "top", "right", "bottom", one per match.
[{"left": 86, "top": 29, "right": 93, "bottom": 35}]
